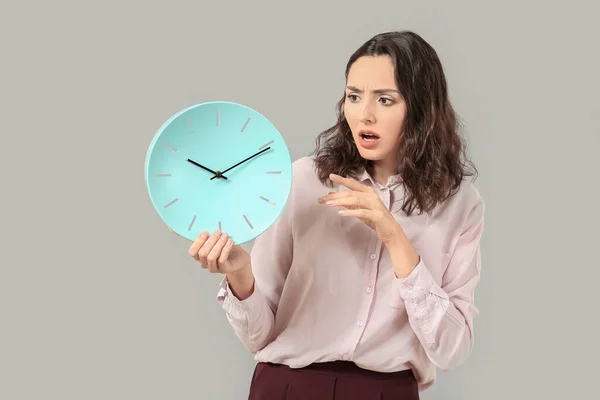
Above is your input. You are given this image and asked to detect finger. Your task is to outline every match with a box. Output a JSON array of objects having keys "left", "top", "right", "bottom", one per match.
[
  {"left": 332, "top": 197, "right": 372, "bottom": 209},
  {"left": 206, "top": 232, "right": 229, "bottom": 273},
  {"left": 218, "top": 237, "right": 235, "bottom": 266},
  {"left": 188, "top": 231, "right": 209, "bottom": 260},
  {"left": 197, "top": 230, "right": 222, "bottom": 266},
  {"left": 318, "top": 190, "right": 352, "bottom": 203},
  {"left": 317, "top": 190, "right": 373, "bottom": 204},
  {"left": 322, "top": 190, "right": 372, "bottom": 203},
  {"left": 329, "top": 173, "right": 371, "bottom": 192}
]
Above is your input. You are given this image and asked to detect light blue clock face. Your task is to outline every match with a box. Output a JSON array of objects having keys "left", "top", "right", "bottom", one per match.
[{"left": 144, "top": 101, "right": 293, "bottom": 245}]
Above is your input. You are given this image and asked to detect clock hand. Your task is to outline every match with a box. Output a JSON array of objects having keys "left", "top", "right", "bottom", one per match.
[
  {"left": 187, "top": 159, "right": 228, "bottom": 180},
  {"left": 210, "top": 147, "right": 271, "bottom": 180}
]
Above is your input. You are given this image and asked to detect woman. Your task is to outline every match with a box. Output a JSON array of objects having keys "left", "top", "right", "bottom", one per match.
[{"left": 187, "top": 30, "right": 485, "bottom": 399}]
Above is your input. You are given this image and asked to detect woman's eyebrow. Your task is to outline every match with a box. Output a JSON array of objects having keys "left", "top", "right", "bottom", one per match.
[{"left": 345, "top": 85, "right": 400, "bottom": 95}]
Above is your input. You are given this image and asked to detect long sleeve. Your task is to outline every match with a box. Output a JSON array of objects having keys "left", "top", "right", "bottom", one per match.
[
  {"left": 216, "top": 186, "right": 295, "bottom": 354},
  {"left": 393, "top": 196, "right": 485, "bottom": 371}
]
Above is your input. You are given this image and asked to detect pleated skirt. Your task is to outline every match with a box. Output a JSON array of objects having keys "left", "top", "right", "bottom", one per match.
[{"left": 248, "top": 361, "right": 419, "bottom": 400}]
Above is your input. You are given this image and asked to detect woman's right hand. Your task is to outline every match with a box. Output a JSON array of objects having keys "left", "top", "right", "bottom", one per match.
[
  {"left": 186, "top": 230, "right": 251, "bottom": 275},
  {"left": 169, "top": 228, "right": 254, "bottom": 299}
]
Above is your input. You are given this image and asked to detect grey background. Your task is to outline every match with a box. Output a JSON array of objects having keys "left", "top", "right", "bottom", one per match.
[{"left": 1, "top": 0, "right": 598, "bottom": 399}]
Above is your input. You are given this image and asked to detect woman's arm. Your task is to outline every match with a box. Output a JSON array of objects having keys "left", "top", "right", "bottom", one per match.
[
  {"left": 216, "top": 191, "right": 295, "bottom": 354},
  {"left": 390, "top": 197, "right": 485, "bottom": 371},
  {"left": 320, "top": 174, "right": 485, "bottom": 370}
]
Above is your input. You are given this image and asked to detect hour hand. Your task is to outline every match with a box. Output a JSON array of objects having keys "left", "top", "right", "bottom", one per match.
[{"left": 187, "top": 159, "right": 227, "bottom": 180}]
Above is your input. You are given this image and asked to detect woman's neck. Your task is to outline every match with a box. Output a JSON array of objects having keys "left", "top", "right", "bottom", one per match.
[{"left": 369, "top": 158, "right": 399, "bottom": 186}]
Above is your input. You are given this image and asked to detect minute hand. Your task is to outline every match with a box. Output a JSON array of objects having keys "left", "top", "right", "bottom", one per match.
[{"left": 210, "top": 147, "right": 271, "bottom": 180}]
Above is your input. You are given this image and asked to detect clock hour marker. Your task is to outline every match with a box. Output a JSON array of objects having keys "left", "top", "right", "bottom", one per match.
[
  {"left": 155, "top": 173, "right": 171, "bottom": 177},
  {"left": 186, "top": 119, "right": 195, "bottom": 133},
  {"left": 260, "top": 196, "right": 276, "bottom": 206},
  {"left": 241, "top": 117, "right": 251, "bottom": 132},
  {"left": 188, "top": 215, "right": 196, "bottom": 231},
  {"left": 164, "top": 198, "right": 179, "bottom": 208},
  {"left": 243, "top": 214, "right": 253, "bottom": 229},
  {"left": 163, "top": 143, "right": 177, "bottom": 152},
  {"left": 219, "top": 221, "right": 222, "bottom": 231},
  {"left": 259, "top": 140, "right": 274, "bottom": 150},
  {"left": 216, "top": 109, "right": 220, "bottom": 126},
  {"left": 266, "top": 171, "right": 282, "bottom": 174}
]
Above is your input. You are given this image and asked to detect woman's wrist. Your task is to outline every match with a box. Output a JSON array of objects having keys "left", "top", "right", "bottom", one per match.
[
  {"left": 226, "top": 265, "right": 255, "bottom": 300},
  {"left": 386, "top": 227, "right": 420, "bottom": 278}
]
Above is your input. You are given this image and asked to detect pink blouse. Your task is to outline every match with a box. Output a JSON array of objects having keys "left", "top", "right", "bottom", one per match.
[{"left": 216, "top": 155, "right": 485, "bottom": 391}]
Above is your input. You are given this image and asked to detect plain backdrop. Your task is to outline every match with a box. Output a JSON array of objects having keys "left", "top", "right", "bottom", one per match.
[{"left": 1, "top": 0, "right": 599, "bottom": 399}]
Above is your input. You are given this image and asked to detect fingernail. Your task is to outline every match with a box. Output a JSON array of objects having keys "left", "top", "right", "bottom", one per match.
[{"left": 326, "top": 200, "right": 335, "bottom": 205}]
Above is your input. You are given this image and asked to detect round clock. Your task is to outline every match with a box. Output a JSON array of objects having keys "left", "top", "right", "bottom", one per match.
[{"left": 144, "top": 101, "right": 293, "bottom": 245}]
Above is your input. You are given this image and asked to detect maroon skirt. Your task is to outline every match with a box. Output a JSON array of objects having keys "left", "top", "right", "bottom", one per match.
[{"left": 248, "top": 360, "right": 419, "bottom": 400}]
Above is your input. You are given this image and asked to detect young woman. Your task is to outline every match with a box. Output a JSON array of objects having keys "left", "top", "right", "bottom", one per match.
[{"left": 187, "top": 30, "right": 485, "bottom": 399}]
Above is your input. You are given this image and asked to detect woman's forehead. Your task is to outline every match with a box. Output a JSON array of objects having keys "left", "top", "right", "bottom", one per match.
[{"left": 347, "top": 55, "right": 397, "bottom": 90}]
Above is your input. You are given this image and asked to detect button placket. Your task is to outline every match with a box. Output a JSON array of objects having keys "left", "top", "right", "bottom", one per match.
[
  {"left": 341, "top": 183, "right": 400, "bottom": 361},
  {"left": 343, "top": 231, "right": 381, "bottom": 361}
]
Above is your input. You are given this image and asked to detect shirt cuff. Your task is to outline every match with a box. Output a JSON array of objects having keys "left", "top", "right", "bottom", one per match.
[
  {"left": 216, "top": 276, "right": 263, "bottom": 319},
  {"left": 392, "top": 258, "right": 451, "bottom": 346},
  {"left": 393, "top": 257, "right": 439, "bottom": 300}
]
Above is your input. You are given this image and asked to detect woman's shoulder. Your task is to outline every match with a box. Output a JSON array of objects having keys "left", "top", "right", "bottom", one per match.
[
  {"left": 430, "top": 177, "right": 484, "bottom": 223},
  {"left": 284, "top": 155, "right": 330, "bottom": 211},
  {"left": 454, "top": 179, "right": 483, "bottom": 207},
  {"left": 290, "top": 155, "right": 322, "bottom": 187},
  {"left": 291, "top": 154, "right": 318, "bottom": 173}
]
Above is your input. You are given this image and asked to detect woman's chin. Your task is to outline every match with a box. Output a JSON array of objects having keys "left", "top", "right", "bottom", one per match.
[{"left": 356, "top": 146, "right": 383, "bottom": 160}]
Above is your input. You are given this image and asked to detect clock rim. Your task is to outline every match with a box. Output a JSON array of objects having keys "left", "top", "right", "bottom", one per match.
[{"left": 144, "top": 100, "right": 294, "bottom": 245}]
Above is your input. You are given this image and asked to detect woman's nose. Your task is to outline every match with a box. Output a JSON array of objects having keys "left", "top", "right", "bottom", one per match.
[{"left": 360, "top": 103, "right": 375, "bottom": 124}]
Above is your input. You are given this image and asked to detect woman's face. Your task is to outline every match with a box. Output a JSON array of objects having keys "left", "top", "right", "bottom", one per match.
[{"left": 343, "top": 55, "right": 407, "bottom": 165}]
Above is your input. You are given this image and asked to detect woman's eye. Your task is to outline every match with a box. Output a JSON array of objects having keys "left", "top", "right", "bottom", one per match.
[
  {"left": 347, "top": 94, "right": 359, "bottom": 101},
  {"left": 380, "top": 97, "right": 393, "bottom": 105}
]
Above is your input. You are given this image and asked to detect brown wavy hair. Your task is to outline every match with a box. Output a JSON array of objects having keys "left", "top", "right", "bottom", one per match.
[{"left": 312, "top": 30, "right": 477, "bottom": 216}]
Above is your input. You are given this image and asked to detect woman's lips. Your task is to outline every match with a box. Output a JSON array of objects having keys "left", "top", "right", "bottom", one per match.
[{"left": 358, "top": 130, "right": 380, "bottom": 149}]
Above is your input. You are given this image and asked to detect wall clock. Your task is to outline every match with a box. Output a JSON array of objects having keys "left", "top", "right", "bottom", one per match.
[{"left": 144, "top": 101, "right": 293, "bottom": 245}]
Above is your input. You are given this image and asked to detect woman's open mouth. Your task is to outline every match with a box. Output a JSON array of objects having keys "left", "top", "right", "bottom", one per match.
[{"left": 358, "top": 130, "right": 380, "bottom": 148}]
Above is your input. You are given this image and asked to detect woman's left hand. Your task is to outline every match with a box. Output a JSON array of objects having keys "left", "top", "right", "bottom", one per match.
[
  {"left": 318, "top": 173, "right": 420, "bottom": 277},
  {"left": 318, "top": 173, "right": 404, "bottom": 245}
]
